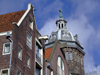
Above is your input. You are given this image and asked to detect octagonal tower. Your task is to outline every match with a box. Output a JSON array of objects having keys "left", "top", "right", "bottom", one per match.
[{"left": 45, "top": 10, "right": 85, "bottom": 75}]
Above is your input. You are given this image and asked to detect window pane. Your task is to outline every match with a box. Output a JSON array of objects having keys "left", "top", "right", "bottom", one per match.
[
  {"left": 36, "top": 67, "right": 41, "bottom": 75},
  {"left": 57, "top": 57, "right": 64, "bottom": 75},
  {"left": 78, "top": 56, "right": 79, "bottom": 62},
  {"left": 36, "top": 44, "right": 41, "bottom": 52},
  {"left": 4, "top": 43, "right": 10, "bottom": 53},
  {"left": 18, "top": 46, "right": 22, "bottom": 60},
  {"left": 66, "top": 52, "right": 69, "bottom": 60},
  {"left": 26, "top": 31, "right": 32, "bottom": 49},
  {"left": 2, "top": 70, "right": 8, "bottom": 75},
  {"left": 29, "top": 20, "right": 33, "bottom": 30},
  {"left": 17, "top": 70, "right": 21, "bottom": 75},
  {"left": 27, "top": 56, "right": 30, "bottom": 68},
  {"left": 70, "top": 52, "right": 73, "bottom": 60}
]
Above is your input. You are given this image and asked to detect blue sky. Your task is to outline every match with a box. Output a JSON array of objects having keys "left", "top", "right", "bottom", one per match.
[{"left": 0, "top": 0, "right": 100, "bottom": 74}]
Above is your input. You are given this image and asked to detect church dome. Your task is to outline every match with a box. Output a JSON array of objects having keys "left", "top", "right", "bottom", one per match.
[
  {"left": 48, "top": 10, "right": 81, "bottom": 46},
  {"left": 48, "top": 18, "right": 80, "bottom": 42}
]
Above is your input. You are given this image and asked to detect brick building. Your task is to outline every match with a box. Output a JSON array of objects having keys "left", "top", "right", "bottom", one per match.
[
  {"left": 45, "top": 40, "right": 69, "bottom": 75},
  {"left": 0, "top": 3, "right": 85, "bottom": 75},
  {"left": 45, "top": 11, "right": 85, "bottom": 75},
  {"left": 0, "top": 3, "right": 46, "bottom": 75}
]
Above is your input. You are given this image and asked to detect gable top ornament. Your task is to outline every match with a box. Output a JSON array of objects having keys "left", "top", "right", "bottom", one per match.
[{"left": 59, "top": 9, "right": 63, "bottom": 18}]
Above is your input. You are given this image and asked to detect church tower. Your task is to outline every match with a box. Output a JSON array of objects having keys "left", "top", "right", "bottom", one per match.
[{"left": 45, "top": 10, "right": 85, "bottom": 75}]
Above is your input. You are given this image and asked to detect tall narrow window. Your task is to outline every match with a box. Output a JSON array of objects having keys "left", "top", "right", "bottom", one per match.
[
  {"left": 70, "top": 52, "right": 73, "bottom": 60},
  {"left": 66, "top": 52, "right": 69, "bottom": 60},
  {"left": 18, "top": 46, "right": 22, "bottom": 60},
  {"left": 17, "top": 70, "right": 21, "bottom": 75},
  {"left": 79, "top": 57, "right": 81, "bottom": 63},
  {"left": 59, "top": 24, "right": 60, "bottom": 29},
  {"left": 29, "top": 19, "right": 33, "bottom": 30},
  {"left": 36, "top": 42, "right": 42, "bottom": 63},
  {"left": 76, "top": 55, "right": 78, "bottom": 62},
  {"left": 3, "top": 42, "right": 11, "bottom": 55},
  {"left": 81, "top": 58, "right": 83, "bottom": 65},
  {"left": 27, "top": 55, "right": 30, "bottom": 68},
  {"left": 26, "top": 31, "right": 32, "bottom": 49},
  {"left": 62, "top": 24, "right": 63, "bottom": 28},
  {"left": 78, "top": 55, "right": 80, "bottom": 63},
  {"left": 74, "top": 53, "right": 77, "bottom": 61},
  {"left": 57, "top": 57, "right": 64, "bottom": 75}
]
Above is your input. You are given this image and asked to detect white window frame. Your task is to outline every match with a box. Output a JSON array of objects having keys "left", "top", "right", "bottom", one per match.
[
  {"left": 17, "top": 70, "right": 21, "bottom": 75},
  {"left": 2, "top": 42, "right": 11, "bottom": 55},
  {"left": 0, "top": 68, "right": 9, "bottom": 75},
  {"left": 18, "top": 46, "right": 22, "bottom": 60},
  {"left": 27, "top": 55, "right": 31, "bottom": 68},
  {"left": 50, "top": 70, "right": 53, "bottom": 75},
  {"left": 35, "top": 38, "right": 43, "bottom": 66},
  {"left": 57, "top": 56, "right": 65, "bottom": 75},
  {"left": 26, "top": 31, "right": 32, "bottom": 49},
  {"left": 29, "top": 19, "right": 33, "bottom": 30}
]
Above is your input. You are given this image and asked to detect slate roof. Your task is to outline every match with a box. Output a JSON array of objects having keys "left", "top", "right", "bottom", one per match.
[{"left": 0, "top": 10, "right": 26, "bottom": 33}]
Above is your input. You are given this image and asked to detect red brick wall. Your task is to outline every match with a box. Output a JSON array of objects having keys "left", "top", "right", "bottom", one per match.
[{"left": 0, "top": 6, "right": 45, "bottom": 75}]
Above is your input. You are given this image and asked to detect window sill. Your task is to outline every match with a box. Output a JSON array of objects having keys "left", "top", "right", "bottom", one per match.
[
  {"left": 27, "top": 65, "right": 31, "bottom": 69},
  {"left": 18, "top": 57, "right": 22, "bottom": 61},
  {"left": 2, "top": 53, "right": 10, "bottom": 55}
]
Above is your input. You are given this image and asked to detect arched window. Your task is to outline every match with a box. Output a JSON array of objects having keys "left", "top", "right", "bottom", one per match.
[
  {"left": 57, "top": 56, "right": 65, "bottom": 75},
  {"left": 59, "top": 24, "right": 60, "bottom": 29},
  {"left": 62, "top": 24, "right": 63, "bottom": 28}
]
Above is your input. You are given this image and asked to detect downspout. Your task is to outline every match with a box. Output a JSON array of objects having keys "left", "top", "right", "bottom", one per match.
[
  {"left": 46, "top": 63, "right": 50, "bottom": 75},
  {"left": 6, "top": 32, "right": 13, "bottom": 75},
  {"left": 8, "top": 38, "right": 13, "bottom": 75}
]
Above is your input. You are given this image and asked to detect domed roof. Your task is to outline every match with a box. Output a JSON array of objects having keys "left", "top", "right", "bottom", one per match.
[{"left": 48, "top": 18, "right": 81, "bottom": 45}]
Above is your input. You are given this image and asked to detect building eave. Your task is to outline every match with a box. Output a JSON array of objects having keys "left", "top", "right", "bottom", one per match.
[{"left": 0, "top": 31, "right": 12, "bottom": 36}]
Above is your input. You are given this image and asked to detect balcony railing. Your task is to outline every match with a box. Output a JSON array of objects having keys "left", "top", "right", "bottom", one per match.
[
  {"left": 57, "top": 66, "right": 65, "bottom": 75},
  {"left": 36, "top": 50, "right": 43, "bottom": 64}
]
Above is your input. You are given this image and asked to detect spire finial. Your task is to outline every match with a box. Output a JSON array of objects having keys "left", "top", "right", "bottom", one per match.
[{"left": 59, "top": 9, "right": 63, "bottom": 18}]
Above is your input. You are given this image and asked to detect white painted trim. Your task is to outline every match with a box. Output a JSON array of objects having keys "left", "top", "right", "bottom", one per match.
[
  {"left": 0, "top": 68, "right": 9, "bottom": 75},
  {"left": 35, "top": 38, "right": 42, "bottom": 47},
  {"left": 17, "top": 3, "right": 32, "bottom": 26},
  {"left": 2, "top": 42, "right": 12, "bottom": 55},
  {"left": 38, "top": 35, "right": 48, "bottom": 40},
  {"left": 69, "top": 31, "right": 75, "bottom": 41},
  {"left": 18, "top": 46, "right": 22, "bottom": 61},
  {"left": 0, "top": 31, "right": 12, "bottom": 36},
  {"left": 35, "top": 60, "right": 43, "bottom": 67},
  {"left": 35, "top": 38, "right": 43, "bottom": 67},
  {"left": 26, "top": 31, "right": 32, "bottom": 50},
  {"left": 41, "top": 68, "right": 43, "bottom": 75}
]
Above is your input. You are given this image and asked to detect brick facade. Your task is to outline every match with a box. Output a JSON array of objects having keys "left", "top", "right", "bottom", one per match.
[
  {"left": 0, "top": 3, "right": 45, "bottom": 75},
  {"left": 45, "top": 40, "right": 69, "bottom": 75}
]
